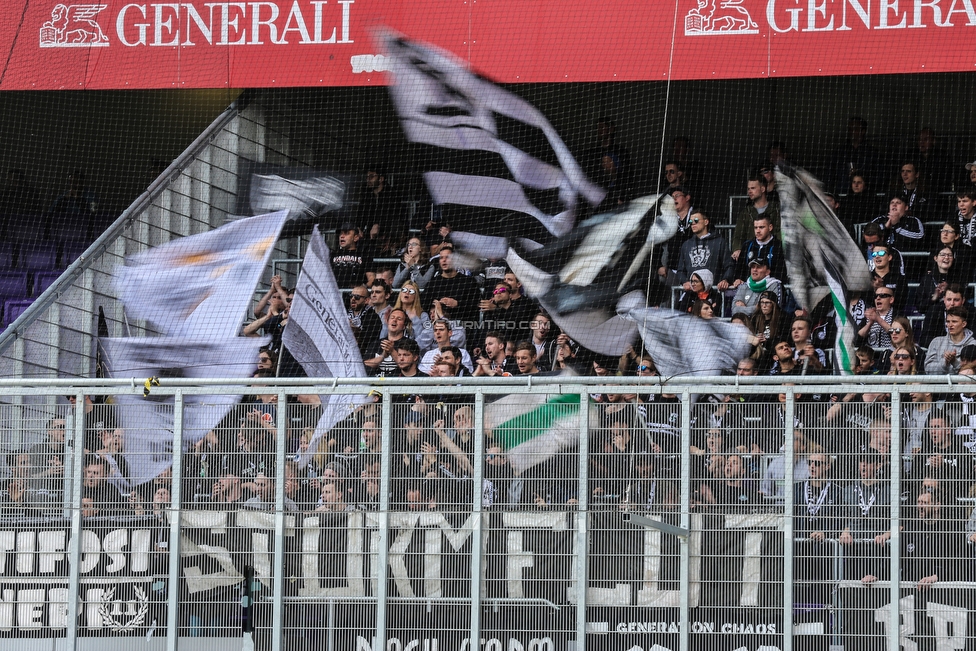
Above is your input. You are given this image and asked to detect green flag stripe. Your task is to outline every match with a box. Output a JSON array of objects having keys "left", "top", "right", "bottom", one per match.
[
  {"left": 836, "top": 336, "right": 854, "bottom": 374},
  {"left": 828, "top": 290, "right": 854, "bottom": 373},
  {"left": 495, "top": 393, "right": 581, "bottom": 450}
]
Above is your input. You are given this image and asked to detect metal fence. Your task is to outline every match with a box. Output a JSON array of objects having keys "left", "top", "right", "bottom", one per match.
[{"left": 1, "top": 375, "right": 975, "bottom": 651}]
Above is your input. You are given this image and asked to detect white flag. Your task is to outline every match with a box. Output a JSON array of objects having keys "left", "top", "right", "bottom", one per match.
[
  {"left": 102, "top": 336, "right": 268, "bottom": 485},
  {"left": 249, "top": 174, "right": 345, "bottom": 220},
  {"left": 282, "top": 226, "right": 367, "bottom": 468},
  {"left": 626, "top": 308, "right": 753, "bottom": 378},
  {"left": 115, "top": 210, "right": 288, "bottom": 337}
]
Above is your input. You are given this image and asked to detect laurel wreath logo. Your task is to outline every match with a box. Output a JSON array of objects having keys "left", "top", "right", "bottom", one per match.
[{"left": 98, "top": 585, "right": 150, "bottom": 632}]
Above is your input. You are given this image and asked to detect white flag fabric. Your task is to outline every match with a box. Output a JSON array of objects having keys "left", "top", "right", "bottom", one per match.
[
  {"left": 539, "top": 291, "right": 644, "bottom": 357},
  {"left": 381, "top": 30, "right": 604, "bottom": 245},
  {"left": 249, "top": 174, "right": 345, "bottom": 220},
  {"left": 115, "top": 210, "right": 288, "bottom": 337},
  {"left": 626, "top": 308, "right": 753, "bottom": 378},
  {"left": 281, "top": 226, "right": 367, "bottom": 468},
  {"left": 102, "top": 336, "right": 269, "bottom": 485}
]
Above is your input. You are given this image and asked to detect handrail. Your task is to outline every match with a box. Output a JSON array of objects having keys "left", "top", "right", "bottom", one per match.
[{"left": 0, "top": 373, "right": 971, "bottom": 389}]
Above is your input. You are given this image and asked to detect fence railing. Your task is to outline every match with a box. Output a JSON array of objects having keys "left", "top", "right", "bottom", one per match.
[{"left": 1, "top": 376, "right": 974, "bottom": 651}]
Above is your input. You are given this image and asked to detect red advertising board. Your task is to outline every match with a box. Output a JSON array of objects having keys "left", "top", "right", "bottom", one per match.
[{"left": 2, "top": 0, "right": 975, "bottom": 89}]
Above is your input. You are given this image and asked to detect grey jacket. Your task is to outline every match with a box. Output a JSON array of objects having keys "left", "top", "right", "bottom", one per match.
[
  {"left": 924, "top": 329, "right": 975, "bottom": 375},
  {"left": 731, "top": 277, "right": 783, "bottom": 316}
]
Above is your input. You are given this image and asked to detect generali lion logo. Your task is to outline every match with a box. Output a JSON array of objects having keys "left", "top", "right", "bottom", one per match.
[
  {"left": 685, "top": 0, "right": 759, "bottom": 35},
  {"left": 39, "top": 4, "right": 109, "bottom": 47}
]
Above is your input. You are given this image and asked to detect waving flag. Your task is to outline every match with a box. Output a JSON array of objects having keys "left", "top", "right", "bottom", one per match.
[
  {"left": 115, "top": 210, "right": 288, "bottom": 338},
  {"left": 776, "top": 167, "right": 872, "bottom": 374},
  {"left": 282, "top": 227, "right": 367, "bottom": 468},
  {"left": 503, "top": 194, "right": 677, "bottom": 356},
  {"left": 102, "top": 336, "right": 269, "bottom": 485},
  {"left": 381, "top": 30, "right": 604, "bottom": 249},
  {"left": 626, "top": 308, "right": 753, "bottom": 379},
  {"left": 487, "top": 392, "right": 598, "bottom": 474},
  {"left": 249, "top": 174, "right": 345, "bottom": 221}
]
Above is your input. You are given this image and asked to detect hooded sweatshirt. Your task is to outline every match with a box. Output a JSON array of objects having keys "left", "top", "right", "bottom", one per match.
[
  {"left": 676, "top": 230, "right": 734, "bottom": 285},
  {"left": 732, "top": 276, "right": 783, "bottom": 316},
  {"left": 924, "top": 328, "right": 976, "bottom": 375}
]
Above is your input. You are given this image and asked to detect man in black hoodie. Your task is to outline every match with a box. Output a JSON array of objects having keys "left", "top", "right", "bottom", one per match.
[{"left": 675, "top": 211, "right": 734, "bottom": 291}]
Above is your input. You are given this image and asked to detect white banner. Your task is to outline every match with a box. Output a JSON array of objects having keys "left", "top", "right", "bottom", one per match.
[
  {"left": 281, "top": 226, "right": 367, "bottom": 468},
  {"left": 115, "top": 210, "right": 288, "bottom": 337},
  {"left": 102, "top": 336, "right": 268, "bottom": 485},
  {"left": 249, "top": 174, "right": 345, "bottom": 220}
]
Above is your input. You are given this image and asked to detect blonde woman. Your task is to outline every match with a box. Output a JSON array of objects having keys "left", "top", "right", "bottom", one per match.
[
  {"left": 393, "top": 237, "right": 435, "bottom": 289},
  {"left": 878, "top": 316, "right": 920, "bottom": 373},
  {"left": 393, "top": 280, "right": 434, "bottom": 352}
]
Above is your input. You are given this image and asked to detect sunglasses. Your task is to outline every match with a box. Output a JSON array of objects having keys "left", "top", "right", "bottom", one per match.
[
  {"left": 890, "top": 327, "right": 903, "bottom": 334},
  {"left": 871, "top": 250, "right": 888, "bottom": 258},
  {"left": 493, "top": 288, "right": 509, "bottom": 295},
  {"left": 690, "top": 218, "right": 702, "bottom": 224},
  {"left": 401, "top": 288, "right": 417, "bottom": 295},
  {"left": 875, "top": 294, "right": 893, "bottom": 299},
  {"left": 258, "top": 356, "right": 271, "bottom": 363},
  {"left": 892, "top": 353, "right": 911, "bottom": 360},
  {"left": 636, "top": 365, "right": 656, "bottom": 373},
  {"left": 350, "top": 294, "right": 367, "bottom": 300}
]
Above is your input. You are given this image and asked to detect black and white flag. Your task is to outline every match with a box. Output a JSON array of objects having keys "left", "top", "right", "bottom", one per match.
[
  {"left": 249, "top": 174, "right": 345, "bottom": 221},
  {"left": 503, "top": 194, "right": 678, "bottom": 356},
  {"left": 282, "top": 226, "right": 367, "bottom": 468},
  {"left": 381, "top": 31, "right": 605, "bottom": 249},
  {"left": 776, "top": 167, "right": 872, "bottom": 313},
  {"left": 776, "top": 167, "right": 872, "bottom": 374}
]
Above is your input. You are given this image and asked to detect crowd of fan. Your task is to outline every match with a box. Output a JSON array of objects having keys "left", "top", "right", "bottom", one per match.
[
  {"left": 4, "top": 122, "right": 976, "bottom": 586},
  {"left": 236, "top": 121, "right": 976, "bottom": 384},
  {"left": 2, "top": 377, "right": 976, "bottom": 585}
]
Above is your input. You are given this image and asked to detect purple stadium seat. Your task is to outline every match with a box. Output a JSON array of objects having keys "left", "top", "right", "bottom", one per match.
[
  {"left": 19, "top": 241, "right": 57, "bottom": 270},
  {"left": 0, "top": 271, "right": 29, "bottom": 298},
  {"left": 33, "top": 270, "right": 61, "bottom": 296},
  {"left": 2, "top": 298, "right": 33, "bottom": 327}
]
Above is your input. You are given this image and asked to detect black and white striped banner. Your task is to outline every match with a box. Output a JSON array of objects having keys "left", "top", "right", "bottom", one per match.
[{"left": 381, "top": 31, "right": 604, "bottom": 246}]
